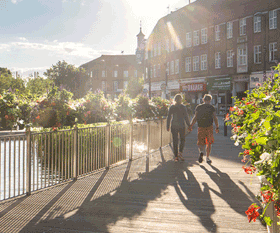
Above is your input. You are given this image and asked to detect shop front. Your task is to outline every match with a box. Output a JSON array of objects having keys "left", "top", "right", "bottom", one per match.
[
  {"left": 232, "top": 75, "right": 249, "bottom": 100},
  {"left": 207, "top": 76, "right": 232, "bottom": 115},
  {"left": 179, "top": 77, "right": 207, "bottom": 108},
  {"left": 143, "top": 80, "right": 180, "bottom": 99}
]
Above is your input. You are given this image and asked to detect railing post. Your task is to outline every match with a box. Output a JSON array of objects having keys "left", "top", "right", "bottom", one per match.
[
  {"left": 160, "top": 118, "right": 163, "bottom": 148},
  {"left": 146, "top": 120, "right": 150, "bottom": 155},
  {"left": 129, "top": 120, "right": 133, "bottom": 161},
  {"left": 26, "top": 126, "right": 31, "bottom": 196},
  {"left": 73, "top": 125, "right": 78, "bottom": 180},
  {"left": 105, "top": 123, "right": 110, "bottom": 169}
]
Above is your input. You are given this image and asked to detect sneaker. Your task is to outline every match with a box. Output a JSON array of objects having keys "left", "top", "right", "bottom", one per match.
[
  {"left": 178, "top": 152, "right": 184, "bottom": 161},
  {"left": 198, "top": 152, "right": 203, "bottom": 163},
  {"left": 175, "top": 157, "right": 179, "bottom": 162},
  {"left": 206, "top": 157, "right": 212, "bottom": 164}
]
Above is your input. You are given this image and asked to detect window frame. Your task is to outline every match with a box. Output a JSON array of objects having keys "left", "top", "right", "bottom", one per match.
[
  {"left": 193, "top": 56, "right": 199, "bottom": 71},
  {"left": 254, "top": 16, "right": 261, "bottom": 33},
  {"left": 269, "top": 42, "right": 277, "bottom": 62},
  {"left": 201, "top": 28, "right": 207, "bottom": 44},
  {"left": 227, "top": 22, "right": 233, "bottom": 39},
  {"left": 238, "top": 47, "right": 247, "bottom": 66},
  {"left": 175, "top": 59, "right": 179, "bottom": 74},
  {"left": 186, "top": 32, "right": 192, "bottom": 48},
  {"left": 170, "top": 60, "right": 175, "bottom": 75},
  {"left": 215, "top": 52, "right": 221, "bottom": 69},
  {"left": 193, "top": 30, "right": 199, "bottom": 46},
  {"left": 123, "top": 70, "right": 128, "bottom": 78},
  {"left": 201, "top": 54, "right": 207, "bottom": 70},
  {"left": 185, "top": 57, "right": 191, "bottom": 72},
  {"left": 269, "top": 10, "right": 277, "bottom": 30},
  {"left": 215, "top": 25, "right": 220, "bottom": 41},
  {"left": 254, "top": 45, "right": 262, "bottom": 64},
  {"left": 239, "top": 18, "right": 246, "bottom": 36},
  {"left": 227, "top": 50, "right": 233, "bottom": 67}
]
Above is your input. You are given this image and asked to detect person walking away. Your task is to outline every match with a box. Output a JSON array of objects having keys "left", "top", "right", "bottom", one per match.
[
  {"left": 189, "top": 94, "right": 219, "bottom": 164},
  {"left": 167, "top": 94, "right": 191, "bottom": 162}
]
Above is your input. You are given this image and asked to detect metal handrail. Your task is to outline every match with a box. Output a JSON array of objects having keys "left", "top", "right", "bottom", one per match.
[{"left": 0, "top": 118, "right": 171, "bottom": 201}]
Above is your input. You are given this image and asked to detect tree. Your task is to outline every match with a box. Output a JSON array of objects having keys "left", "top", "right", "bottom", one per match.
[
  {"left": 0, "top": 68, "right": 25, "bottom": 93},
  {"left": 44, "top": 60, "right": 90, "bottom": 99},
  {"left": 124, "top": 76, "right": 144, "bottom": 99},
  {"left": 26, "top": 76, "right": 54, "bottom": 96}
]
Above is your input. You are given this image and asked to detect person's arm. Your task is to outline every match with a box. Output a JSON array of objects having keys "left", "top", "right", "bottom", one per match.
[
  {"left": 166, "top": 106, "right": 173, "bottom": 131},
  {"left": 190, "top": 112, "right": 197, "bottom": 129},
  {"left": 184, "top": 106, "right": 191, "bottom": 127},
  {"left": 213, "top": 111, "right": 219, "bottom": 133}
]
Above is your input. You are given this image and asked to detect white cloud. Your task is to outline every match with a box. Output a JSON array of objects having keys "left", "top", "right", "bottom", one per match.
[
  {"left": 18, "top": 37, "right": 28, "bottom": 41},
  {"left": 11, "top": 0, "right": 23, "bottom": 4}
]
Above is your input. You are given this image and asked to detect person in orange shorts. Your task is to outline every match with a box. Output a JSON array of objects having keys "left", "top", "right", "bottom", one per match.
[{"left": 189, "top": 94, "right": 219, "bottom": 163}]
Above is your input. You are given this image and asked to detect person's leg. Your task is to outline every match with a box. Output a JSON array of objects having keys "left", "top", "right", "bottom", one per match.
[
  {"left": 197, "top": 127, "right": 206, "bottom": 163},
  {"left": 205, "top": 126, "right": 214, "bottom": 163},
  {"left": 206, "top": 143, "right": 212, "bottom": 157},
  {"left": 171, "top": 127, "right": 179, "bottom": 159},
  {"left": 179, "top": 127, "right": 186, "bottom": 153}
]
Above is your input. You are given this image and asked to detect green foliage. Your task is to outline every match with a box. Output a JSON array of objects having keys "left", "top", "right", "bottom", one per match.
[
  {"left": 114, "top": 93, "right": 135, "bottom": 121},
  {"left": 0, "top": 68, "right": 25, "bottom": 94},
  {"left": 124, "top": 76, "right": 144, "bottom": 98},
  {"left": 226, "top": 63, "right": 280, "bottom": 225},
  {"left": 133, "top": 95, "right": 154, "bottom": 120},
  {"left": 150, "top": 96, "right": 170, "bottom": 118},
  {"left": 26, "top": 76, "right": 54, "bottom": 97},
  {"left": 44, "top": 60, "right": 90, "bottom": 99}
]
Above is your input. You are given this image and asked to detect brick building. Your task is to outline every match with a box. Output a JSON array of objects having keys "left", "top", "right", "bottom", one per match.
[
  {"left": 81, "top": 27, "right": 146, "bottom": 99},
  {"left": 144, "top": 0, "right": 280, "bottom": 114}
]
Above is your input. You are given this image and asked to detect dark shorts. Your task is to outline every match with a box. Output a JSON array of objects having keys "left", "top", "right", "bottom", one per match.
[{"left": 197, "top": 125, "right": 214, "bottom": 146}]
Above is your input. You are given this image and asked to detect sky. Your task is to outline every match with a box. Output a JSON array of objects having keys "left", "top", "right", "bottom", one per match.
[{"left": 0, "top": 0, "right": 194, "bottom": 78}]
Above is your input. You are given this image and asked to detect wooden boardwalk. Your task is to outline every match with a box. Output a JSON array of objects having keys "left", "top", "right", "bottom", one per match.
[{"left": 0, "top": 128, "right": 267, "bottom": 233}]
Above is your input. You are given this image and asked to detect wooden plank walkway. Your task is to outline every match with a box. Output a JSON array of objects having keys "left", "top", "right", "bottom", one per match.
[{"left": 0, "top": 128, "right": 267, "bottom": 233}]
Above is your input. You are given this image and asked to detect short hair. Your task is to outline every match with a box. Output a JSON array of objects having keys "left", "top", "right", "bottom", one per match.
[
  {"left": 174, "top": 94, "right": 183, "bottom": 103},
  {"left": 203, "top": 94, "right": 212, "bottom": 102}
]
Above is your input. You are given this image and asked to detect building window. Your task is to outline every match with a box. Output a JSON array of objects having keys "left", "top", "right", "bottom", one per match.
[
  {"left": 90, "top": 71, "right": 93, "bottom": 78},
  {"left": 166, "top": 39, "right": 170, "bottom": 53},
  {"left": 166, "top": 62, "right": 169, "bottom": 75},
  {"left": 157, "top": 64, "right": 160, "bottom": 77},
  {"left": 145, "top": 67, "right": 148, "bottom": 79},
  {"left": 215, "top": 25, "right": 220, "bottom": 41},
  {"left": 150, "top": 67, "right": 153, "bottom": 78},
  {"left": 150, "top": 49, "right": 153, "bottom": 58},
  {"left": 113, "top": 81, "right": 118, "bottom": 92},
  {"left": 201, "top": 28, "right": 207, "bottom": 44},
  {"left": 240, "top": 18, "right": 246, "bottom": 36},
  {"left": 227, "top": 50, "right": 233, "bottom": 67},
  {"left": 153, "top": 65, "right": 156, "bottom": 78},
  {"left": 215, "top": 52, "right": 221, "bottom": 69},
  {"left": 171, "top": 39, "right": 175, "bottom": 51},
  {"left": 185, "top": 57, "right": 191, "bottom": 72},
  {"left": 158, "top": 42, "right": 161, "bottom": 55},
  {"left": 269, "top": 42, "right": 277, "bottom": 62},
  {"left": 114, "top": 70, "right": 118, "bottom": 78},
  {"left": 201, "top": 54, "right": 207, "bottom": 70},
  {"left": 193, "top": 56, "right": 199, "bottom": 71},
  {"left": 254, "top": 16, "right": 261, "bottom": 33},
  {"left": 227, "top": 22, "right": 233, "bottom": 39},
  {"left": 154, "top": 44, "right": 157, "bottom": 57},
  {"left": 170, "top": 60, "right": 174, "bottom": 75},
  {"left": 186, "top": 32, "right": 192, "bottom": 47},
  {"left": 193, "top": 31, "right": 199, "bottom": 46},
  {"left": 238, "top": 47, "right": 247, "bottom": 66},
  {"left": 269, "top": 10, "right": 277, "bottom": 30},
  {"left": 254, "top": 45, "right": 262, "bottom": 64},
  {"left": 175, "top": 59, "right": 179, "bottom": 74},
  {"left": 124, "top": 70, "right": 128, "bottom": 77},
  {"left": 134, "top": 70, "right": 137, "bottom": 77},
  {"left": 102, "top": 81, "right": 106, "bottom": 91},
  {"left": 145, "top": 50, "right": 148, "bottom": 60},
  {"left": 123, "top": 81, "right": 128, "bottom": 89},
  {"left": 102, "top": 70, "right": 106, "bottom": 77}
]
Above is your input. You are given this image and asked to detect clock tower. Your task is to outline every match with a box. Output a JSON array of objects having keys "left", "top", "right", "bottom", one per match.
[{"left": 136, "top": 21, "right": 145, "bottom": 64}]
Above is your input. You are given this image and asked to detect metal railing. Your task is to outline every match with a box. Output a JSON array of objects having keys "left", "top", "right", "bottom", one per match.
[{"left": 0, "top": 118, "right": 171, "bottom": 201}]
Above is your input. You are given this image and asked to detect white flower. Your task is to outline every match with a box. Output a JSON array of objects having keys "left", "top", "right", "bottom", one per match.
[
  {"left": 259, "top": 119, "right": 265, "bottom": 126},
  {"left": 254, "top": 152, "right": 272, "bottom": 165},
  {"left": 234, "top": 140, "right": 240, "bottom": 146},
  {"left": 262, "top": 96, "right": 271, "bottom": 101},
  {"left": 232, "top": 134, "right": 238, "bottom": 140}
]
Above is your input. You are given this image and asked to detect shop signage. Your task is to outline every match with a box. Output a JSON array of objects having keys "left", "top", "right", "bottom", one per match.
[
  {"left": 207, "top": 77, "right": 232, "bottom": 91},
  {"left": 181, "top": 83, "right": 206, "bottom": 92},
  {"left": 249, "top": 73, "right": 264, "bottom": 89}
]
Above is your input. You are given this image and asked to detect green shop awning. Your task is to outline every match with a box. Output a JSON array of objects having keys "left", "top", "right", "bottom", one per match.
[{"left": 207, "top": 77, "right": 232, "bottom": 91}]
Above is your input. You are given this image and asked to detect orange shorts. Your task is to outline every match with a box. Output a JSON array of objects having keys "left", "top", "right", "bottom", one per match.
[{"left": 197, "top": 125, "right": 214, "bottom": 145}]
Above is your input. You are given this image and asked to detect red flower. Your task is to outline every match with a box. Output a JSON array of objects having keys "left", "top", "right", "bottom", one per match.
[
  {"left": 4, "top": 115, "right": 8, "bottom": 120},
  {"left": 245, "top": 204, "right": 260, "bottom": 222},
  {"left": 225, "top": 113, "right": 230, "bottom": 121},
  {"left": 243, "top": 149, "right": 251, "bottom": 155},
  {"left": 242, "top": 165, "right": 256, "bottom": 174},
  {"left": 229, "top": 107, "right": 235, "bottom": 112},
  {"left": 52, "top": 127, "right": 57, "bottom": 131},
  {"left": 36, "top": 115, "right": 40, "bottom": 120},
  {"left": 66, "top": 111, "right": 69, "bottom": 115},
  {"left": 238, "top": 110, "right": 244, "bottom": 115},
  {"left": 242, "top": 97, "right": 246, "bottom": 101},
  {"left": 261, "top": 190, "right": 274, "bottom": 204}
]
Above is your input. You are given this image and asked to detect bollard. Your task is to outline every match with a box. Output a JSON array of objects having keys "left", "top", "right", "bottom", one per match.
[{"left": 224, "top": 113, "right": 227, "bottom": 136}]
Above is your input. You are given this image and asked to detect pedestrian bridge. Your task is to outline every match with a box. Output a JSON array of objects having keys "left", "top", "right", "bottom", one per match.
[{"left": 0, "top": 126, "right": 266, "bottom": 233}]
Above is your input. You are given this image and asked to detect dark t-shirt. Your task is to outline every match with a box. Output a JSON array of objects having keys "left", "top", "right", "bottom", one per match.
[
  {"left": 195, "top": 103, "right": 215, "bottom": 128},
  {"left": 167, "top": 104, "right": 190, "bottom": 130}
]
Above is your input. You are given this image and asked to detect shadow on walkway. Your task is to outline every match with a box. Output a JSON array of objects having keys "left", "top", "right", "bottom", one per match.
[{"left": 2, "top": 147, "right": 261, "bottom": 232}]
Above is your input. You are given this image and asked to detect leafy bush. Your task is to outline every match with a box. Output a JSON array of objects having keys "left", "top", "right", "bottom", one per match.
[
  {"left": 114, "top": 93, "right": 135, "bottom": 121},
  {"left": 226, "top": 64, "right": 280, "bottom": 225},
  {"left": 150, "top": 96, "right": 170, "bottom": 118}
]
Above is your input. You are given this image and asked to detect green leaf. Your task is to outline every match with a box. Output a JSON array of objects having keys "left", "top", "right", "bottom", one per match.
[
  {"left": 263, "top": 216, "right": 273, "bottom": 226},
  {"left": 255, "top": 137, "right": 268, "bottom": 145},
  {"left": 263, "top": 121, "right": 271, "bottom": 131}
]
